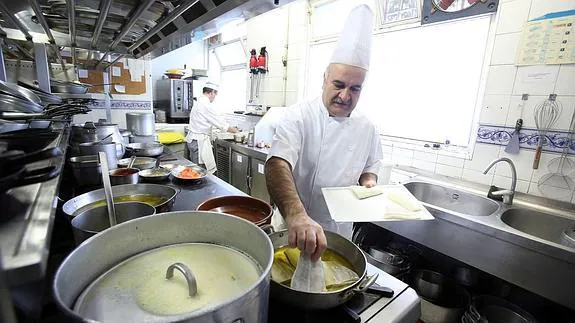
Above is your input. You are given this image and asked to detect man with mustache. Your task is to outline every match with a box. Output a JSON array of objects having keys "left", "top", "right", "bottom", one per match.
[{"left": 265, "top": 5, "right": 382, "bottom": 261}]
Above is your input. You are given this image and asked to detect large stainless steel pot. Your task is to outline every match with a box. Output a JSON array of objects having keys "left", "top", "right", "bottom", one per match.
[
  {"left": 267, "top": 229, "right": 377, "bottom": 310},
  {"left": 126, "top": 112, "right": 155, "bottom": 136},
  {"left": 78, "top": 142, "right": 118, "bottom": 169},
  {"left": 126, "top": 142, "right": 164, "bottom": 157},
  {"left": 70, "top": 122, "right": 125, "bottom": 158},
  {"left": 62, "top": 184, "right": 179, "bottom": 218},
  {"left": 54, "top": 211, "right": 273, "bottom": 323}
]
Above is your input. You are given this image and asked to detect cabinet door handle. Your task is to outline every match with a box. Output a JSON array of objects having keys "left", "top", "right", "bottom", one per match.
[{"left": 247, "top": 175, "right": 252, "bottom": 191}]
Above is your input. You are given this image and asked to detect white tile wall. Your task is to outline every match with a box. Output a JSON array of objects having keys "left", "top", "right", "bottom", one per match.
[
  {"left": 490, "top": 32, "right": 521, "bottom": 65},
  {"left": 513, "top": 65, "right": 560, "bottom": 95},
  {"left": 496, "top": 0, "right": 532, "bottom": 34},
  {"left": 555, "top": 65, "right": 575, "bottom": 96},
  {"left": 480, "top": 95, "right": 511, "bottom": 124},
  {"left": 485, "top": 65, "right": 517, "bottom": 95}
]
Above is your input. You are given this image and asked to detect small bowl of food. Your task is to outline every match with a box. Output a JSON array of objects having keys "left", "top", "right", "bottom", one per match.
[{"left": 171, "top": 165, "right": 207, "bottom": 183}]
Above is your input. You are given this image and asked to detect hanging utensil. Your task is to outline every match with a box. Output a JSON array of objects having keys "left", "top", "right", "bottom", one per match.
[
  {"left": 98, "top": 151, "right": 117, "bottom": 227},
  {"left": 533, "top": 94, "right": 561, "bottom": 169},
  {"left": 548, "top": 109, "right": 575, "bottom": 176},
  {"left": 505, "top": 94, "right": 528, "bottom": 155},
  {"left": 0, "top": 80, "right": 42, "bottom": 105}
]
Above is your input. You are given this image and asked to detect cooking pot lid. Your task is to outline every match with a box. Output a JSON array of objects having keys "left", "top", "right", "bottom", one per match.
[{"left": 73, "top": 243, "right": 262, "bottom": 322}]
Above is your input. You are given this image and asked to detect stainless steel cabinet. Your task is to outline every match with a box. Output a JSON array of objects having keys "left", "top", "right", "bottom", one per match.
[
  {"left": 231, "top": 151, "right": 250, "bottom": 194},
  {"left": 250, "top": 158, "right": 270, "bottom": 203},
  {"left": 215, "top": 143, "right": 231, "bottom": 183}
]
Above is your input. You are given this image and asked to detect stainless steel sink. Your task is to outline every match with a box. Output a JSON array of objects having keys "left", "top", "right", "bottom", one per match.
[
  {"left": 501, "top": 209, "right": 575, "bottom": 245},
  {"left": 404, "top": 181, "right": 499, "bottom": 217}
]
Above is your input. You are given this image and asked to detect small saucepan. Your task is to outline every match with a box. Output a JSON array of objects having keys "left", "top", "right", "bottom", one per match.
[
  {"left": 109, "top": 156, "right": 139, "bottom": 186},
  {"left": 138, "top": 159, "right": 171, "bottom": 182}
]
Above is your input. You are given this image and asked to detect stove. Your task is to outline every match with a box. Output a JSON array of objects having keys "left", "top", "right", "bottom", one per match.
[{"left": 268, "top": 263, "right": 420, "bottom": 323}]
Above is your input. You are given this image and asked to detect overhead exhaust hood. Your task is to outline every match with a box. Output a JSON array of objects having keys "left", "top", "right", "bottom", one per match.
[{"left": 0, "top": 0, "right": 297, "bottom": 61}]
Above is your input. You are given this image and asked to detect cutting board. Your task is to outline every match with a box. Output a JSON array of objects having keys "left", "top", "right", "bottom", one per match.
[{"left": 322, "top": 184, "right": 434, "bottom": 223}]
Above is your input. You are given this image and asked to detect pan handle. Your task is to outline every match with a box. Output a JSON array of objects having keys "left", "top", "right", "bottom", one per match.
[
  {"left": 15, "top": 166, "right": 61, "bottom": 187},
  {"left": 260, "top": 224, "right": 275, "bottom": 235},
  {"left": 353, "top": 273, "right": 379, "bottom": 293},
  {"left": 1, "top": 147, "right": 62, "bottom": 169}
]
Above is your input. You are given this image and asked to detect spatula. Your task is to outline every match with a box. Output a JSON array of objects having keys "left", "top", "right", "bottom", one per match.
[{"left": 505, "top": 119, "right": 522, "bottom": 154}]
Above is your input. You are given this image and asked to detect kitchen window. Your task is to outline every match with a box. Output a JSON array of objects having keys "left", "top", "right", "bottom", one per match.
[
  {"left": 306, "top": 0, "right": 493, "bottom": 153},
  {"left": 208, "top": 38, "right": 248, "bottom": 113}
]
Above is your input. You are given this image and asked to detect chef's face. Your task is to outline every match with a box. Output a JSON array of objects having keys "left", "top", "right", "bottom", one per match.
[
  {"left": 207, "top": 90, "right": 218, "bottom": 103},
  {"left": 322, "top": 64, "right": 366, "bottom": 117}
]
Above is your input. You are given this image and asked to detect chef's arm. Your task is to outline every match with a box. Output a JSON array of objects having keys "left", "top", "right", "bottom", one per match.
[
  {"left": 265, "top": 157, "right": 306, "bottom": 220},
  {"left": 359, "top": 173, "right": 378, "bottom": 188},
  {"left": 265, "top": 157, "right": 327, "bottom": 260}
]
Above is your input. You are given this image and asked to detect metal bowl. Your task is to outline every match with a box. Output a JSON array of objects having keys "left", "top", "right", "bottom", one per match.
[
  {"left": 138, "top": 167, "right": 171, "bottom": 182},
  {"left": 171, "top": 165, "right": 207, "bottom": 182},
  {"left": 109, "top": 168, "right": 139, "bottom": 186},
  {"left": 62, "top": 184, "right": 180, "bottom": 218},
  {"left": 117, "top": 157, "right": 156, "bottom": 170},
  {"left": 126, "top": 142, "right": 164, "bottom": 157},
  {"left": 197, "top": 196, "right": 272, "bottom": 227},
  {"left": 71, "top": 201, "right": 155, "bottom": 245}
]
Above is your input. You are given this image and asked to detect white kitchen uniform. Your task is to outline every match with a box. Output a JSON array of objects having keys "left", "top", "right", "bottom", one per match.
[
  {"left": 267, "top": 97, "right": 383, "bottom": 238},
  {"left": 185, "top": 95, "right": 229, "bottom": 173}
]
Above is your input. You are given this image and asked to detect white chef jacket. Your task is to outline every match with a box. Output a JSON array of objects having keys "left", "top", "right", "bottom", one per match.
[
  {"left": 185, "top": 95, "right": 229, "bottom": 172},
  {"left": 267, "top": 96, "right": 383, "bottom": 238}
]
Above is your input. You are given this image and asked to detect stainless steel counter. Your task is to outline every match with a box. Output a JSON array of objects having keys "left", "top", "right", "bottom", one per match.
[
  {"left": 215, "top": 139, "right": 269, "bottom": 161},
  {"left": 375, "top": 166, "right": 575, "bottom": 310},
  {"left": 0, "top": 126, "right": 70, "bottom": 286}
]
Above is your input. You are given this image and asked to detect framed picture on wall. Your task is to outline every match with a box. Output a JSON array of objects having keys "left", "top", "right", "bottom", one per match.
[
  {"left": 378, "top": 0, "right": 422, "bottom": 28},
  {"left": 421, "top": 0, "right": 499, "bottom": 25}
]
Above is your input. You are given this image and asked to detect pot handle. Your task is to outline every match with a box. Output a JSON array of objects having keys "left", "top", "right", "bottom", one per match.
[
  {"left": 166, "top": 263, "right": 197, "bottom": 297},
  {"left": 353, "top": 273, "right": 379, "bottom": 293},
  {"left": 260, "top": 224, "right": 275, "bottom": 235}
]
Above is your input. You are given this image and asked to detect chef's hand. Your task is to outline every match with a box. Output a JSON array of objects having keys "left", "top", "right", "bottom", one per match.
[
  {"left": 359, "top": 173, "right": 378, "bottom": 188},
  {"left": 285, "top": 214, "right": 327, "bottom": 261}
]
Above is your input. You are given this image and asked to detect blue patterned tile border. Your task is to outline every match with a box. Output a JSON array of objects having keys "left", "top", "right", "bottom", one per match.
[
  {"left": 477, "top": 125, "right": 574, "bottom": 154},
  {"left": 87, "top": 100, "right": 152, "bottom": 110}
]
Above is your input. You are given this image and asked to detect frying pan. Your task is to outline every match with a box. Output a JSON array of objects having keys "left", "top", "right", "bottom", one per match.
[
  {"left": 17, "top": 81, "right": 63, "bottom": 105},
  {"left": 0, "top": 129, "right": 58, "bottom": 152},
  {"left": 0, "top": 80, "right": 42, "bottom": 104},
  {"left": 0, "top": 164, "right": 61, "bottom": 193},
  {"left": 0, "top": 147, "right": 62, "bottom": 171}
]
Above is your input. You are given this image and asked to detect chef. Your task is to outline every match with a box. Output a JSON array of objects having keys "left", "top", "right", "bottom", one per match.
[
  {"left": 186, "top": 82, "right": 237, "bottom": 173},
  {"left": 265, "top": 5, "right": 382, "bottom": 260}
]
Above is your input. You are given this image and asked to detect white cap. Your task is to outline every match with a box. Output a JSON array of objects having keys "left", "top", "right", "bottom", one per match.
[
  {"left": 329, "top": 5, "right": 373, "bottom": 70},
  {"left": 204, "top": 81, "right": 219, "bottom": 91}
]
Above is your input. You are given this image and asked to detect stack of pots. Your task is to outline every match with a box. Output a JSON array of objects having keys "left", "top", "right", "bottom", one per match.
[
  {"left": 126, "top": 113, "right": 156, "bottom": 143},
  {"left": 68, "top": 122, "right": 126, "bottom": 187}
]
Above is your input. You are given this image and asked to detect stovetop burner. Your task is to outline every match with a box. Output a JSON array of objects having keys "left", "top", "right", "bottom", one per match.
[{"left": 268, "top": 289, "right": 384, "bottom": 323}]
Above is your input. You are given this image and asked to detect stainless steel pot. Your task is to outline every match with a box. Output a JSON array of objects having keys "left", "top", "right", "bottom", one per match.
[
  {"left": 71, "top": 201, "right": 155, "bottom": 245},
  {"left": 109, "top": 167, "right": 139, "bottom": 185},
  {"left": 54, "top": 211, "right": 273, "bottom": 323},
  {"left": 62, "top": 184, "right": 180, "bottom": 218},
  {"left": 126, "top": 112, "right": 155, "bottom": 136},
  {"left": 71, "top": 122, "right": 125, "bottom": 158},
  {"left": 68, "top": 155, "right": 102, "bottom": 186},
  {"left": 366, "top": 247, "right": 410, "bottom": 276},
  {"left": 118, "top": 156, "right": 156, "bottom": 170},
  {"left": 267, "top": 229, "right": 377, "bottom": 310},
  {"left": 126, "top": 142, "right": 164, "bottom": 157},
  {"left": 78, "top": 142, "right": 118, "bottom": 169}
]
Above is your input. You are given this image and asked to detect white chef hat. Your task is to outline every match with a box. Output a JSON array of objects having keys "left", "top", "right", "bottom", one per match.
[
  {"left": 204, "top": 81, "right": 219, "bottom": 91},
  {"left": 329, "top": 4, "right": 374, "bottom": 70}
]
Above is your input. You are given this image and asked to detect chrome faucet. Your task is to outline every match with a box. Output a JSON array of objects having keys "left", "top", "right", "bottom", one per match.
[{"left": 483, "top": 157, "right": 517, "bottom": 205}]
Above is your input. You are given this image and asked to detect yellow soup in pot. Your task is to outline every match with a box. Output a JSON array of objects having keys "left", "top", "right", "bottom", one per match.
[
  {"left": 73, "top": 194, "right": 168, "bottom": 216},
  {"left": 271, "top": 247, "right": 360, "bottom": 292}
]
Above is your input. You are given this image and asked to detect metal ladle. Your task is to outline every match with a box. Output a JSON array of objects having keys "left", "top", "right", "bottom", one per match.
[{"left": 98, "top": 151, "right": 117, "bottom": 227}]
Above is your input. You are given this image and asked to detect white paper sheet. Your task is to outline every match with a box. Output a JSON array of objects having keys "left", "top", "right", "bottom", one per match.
[
  {"left": 78, "top": 69, "right": 88, "bottom": 78},
  {"left": 114, "top": 85, "right": 126, "bottom": 93},
  {"left": 112, "top": 66, "right": 122, "bottom": 77},
  {"left": 322, "top": 184, "right": 434, "bottom": 222}
]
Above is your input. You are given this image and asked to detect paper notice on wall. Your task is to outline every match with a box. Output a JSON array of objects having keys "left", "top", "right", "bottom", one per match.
[
  {"left": 112, "top": 66, "right": 122, "bottom": 77},
  {"left": 516, "top": 65, "right": 559, "bottom": 83},
  {"left": 126, "top": 59, "right": 145, "bottom": 82},
  {"left": 517, "top": 11, "right": 575, "bottom": 65},
  {"left": 114, "top": 85, "right": 126, "bottom": 93},
  {"left": 78, "top": 69, "right": 88, "bottom": 78}
]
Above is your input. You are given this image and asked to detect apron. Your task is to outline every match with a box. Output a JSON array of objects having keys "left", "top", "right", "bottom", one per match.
[{"left": 188, "top": 132, "right": 217, "bottom": 174}]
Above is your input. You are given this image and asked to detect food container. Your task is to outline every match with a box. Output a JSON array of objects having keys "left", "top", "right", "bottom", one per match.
[
  {"left": 109, "top": 167, "right": 139, "bottom": 186},
  {"left": 71, "top": 202, "right": 155, "bottom": 245},
  {"left": 118, "top": 157, "right": 156, "bottom": 170},
  {"left": 54, "top": 211, "right": 273, "bottom": 322},
  {"left": 126, "top": 112, "right": 155, "bottom": 136},
  {"left": 171, "top": 165, "right": 207, "bottom": 182},
  {"left": 78, "top": 142, "right": 118, "bottom": 169},
  {"left": 197, "top": 196, "right": 272, "bottom": 227},
  {"left": 68, "top": 155, "right": 102, "bottom": 186},
  {"left": 62, "top": 184, "right": 180, "bottom": 218}
]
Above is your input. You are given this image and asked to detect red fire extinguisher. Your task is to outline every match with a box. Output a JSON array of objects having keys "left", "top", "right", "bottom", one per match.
[
  {"left": 249, "top": 49, "right": 258, "bottom": 102},
  {"left": 257, "top": 46, "right": 268, "bottom": 74}
]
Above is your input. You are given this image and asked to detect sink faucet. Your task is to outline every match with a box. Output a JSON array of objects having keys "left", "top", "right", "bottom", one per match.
[{"left": 483, "top": 157, "right": 517, "bottom": 205}]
